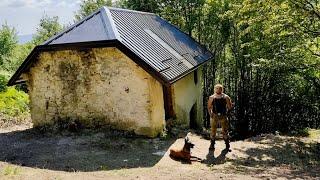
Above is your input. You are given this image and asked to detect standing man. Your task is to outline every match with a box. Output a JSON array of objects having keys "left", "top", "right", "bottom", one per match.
[{"left": 207, "top": 84, "right": 233, "bottom": 151}]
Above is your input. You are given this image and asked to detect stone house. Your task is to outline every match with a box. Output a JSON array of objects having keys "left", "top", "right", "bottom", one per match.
[{"left": 8, "top": 7, "right": 213, "bottom": 137}]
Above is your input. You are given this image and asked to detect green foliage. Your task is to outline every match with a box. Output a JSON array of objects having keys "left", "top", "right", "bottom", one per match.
[
  {"left": 0, "top": 23, "right": 32, "bottom": 75},
  {"left": 2, "top": 43, "right": 34, "bottom": 73},
  {"left": 297, "top": 128, "right": 311, "bottom": 137},
  {"left": 32, "top": 15, "right": 63, "bottom": 45},
  {"left": 0, "top": 87, "right": 29, "bottom": 117},
  {"left": 289, "top": 0, "right": 320, "bottom": 58},
  {"left": 0, "top": 23, "right": 17, "bottom": 66},
  {"left": 121, "top": 0, "right": 160, "bottom": 13},
  {"left": 74, "top": 0, "right": 113, "bottom": 21},
  {"left": 0, "top": 74, "right": 8, "bottom": 92}
]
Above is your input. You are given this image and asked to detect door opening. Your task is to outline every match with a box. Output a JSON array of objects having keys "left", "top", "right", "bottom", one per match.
[
  {"left": 163, "top": 85, "right": 175, "bottom": 120},
  {"left": 189, "top": 103, "right": 198, "bottom": 129}
]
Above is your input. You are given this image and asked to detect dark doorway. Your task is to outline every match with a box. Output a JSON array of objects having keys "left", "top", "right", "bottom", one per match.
[
  {"left": 163, "top": 85, "right": 175, "bottom": 120},
  {"left": 189, "top": 103, "right": 198, "bottom": 129}
]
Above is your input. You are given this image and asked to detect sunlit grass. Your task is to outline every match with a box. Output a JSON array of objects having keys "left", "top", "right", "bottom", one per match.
[
  {"left": 2, "top": 165, "right": 20, "bottom": 176},
  {"left": 308, "top": 129, "right": 320, "bottom": 140}
]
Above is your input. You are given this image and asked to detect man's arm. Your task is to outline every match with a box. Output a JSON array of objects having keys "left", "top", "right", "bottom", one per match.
[
  {"left": 226, "top": 95, "right": 233, "bottom": 111},
  {"left": 207, "top": 96, "right": 213, "bottom": 117}
]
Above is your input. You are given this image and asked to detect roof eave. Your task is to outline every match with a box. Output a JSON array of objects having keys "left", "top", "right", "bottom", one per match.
[
  {"left": 7, "top": 46, "right": 39, "bottom": 86},
  {"left": 7, "top": 40, "right": 118, "bottom": 86},
  {"left": 7, "top": 39, "right": 170, "bottom": 86},
  {"left": 115, "top": 41, "right": 170, "bottom": 86},
  {"left": 167, "top": 55, "right": 214, "bottom": 85}
]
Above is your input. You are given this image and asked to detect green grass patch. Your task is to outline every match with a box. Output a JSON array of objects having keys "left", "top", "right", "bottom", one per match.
[
  {"left": 308, "top": 129, "right": 320, "bottom": 139},
  {"left": 2, "top": 165, "right": 20, "bottom": 176},
  {"left": 297, "top": 128, "right": 311, "bottom": 137},
  {"left": 290, "top": 128, "right": 320, "bottom": 140}
]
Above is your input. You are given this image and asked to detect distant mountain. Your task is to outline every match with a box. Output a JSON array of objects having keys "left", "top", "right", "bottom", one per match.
[{"left": 18, "top": 34, "right": 33, "bottom": 44}]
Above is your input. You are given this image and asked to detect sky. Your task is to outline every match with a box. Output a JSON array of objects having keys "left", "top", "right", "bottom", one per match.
[{"left": 0, "top": 0, "right": 81, "bottom": 35}]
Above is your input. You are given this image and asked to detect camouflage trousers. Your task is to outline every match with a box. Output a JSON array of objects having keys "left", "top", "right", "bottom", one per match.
[{"left": 210, "top": 114, "right": 229, "bottom": 140}]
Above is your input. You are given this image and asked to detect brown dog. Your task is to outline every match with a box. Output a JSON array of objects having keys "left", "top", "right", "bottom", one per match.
[{"left": 169, "top": 136, "right": 201, "bottom": 163}]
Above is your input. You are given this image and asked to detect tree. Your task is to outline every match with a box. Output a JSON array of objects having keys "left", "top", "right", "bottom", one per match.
[
  {"left": 289, "top": 0, "right": 320, "bottom": 58},
  {"left": 157, "top": 0, "right": 206, "bottom": 36},
  {"left": 0, "top": 23, "right": 17, "bottom": 67},
  {"left": 121, "top": 0, "right": 160, "bottom": 13},
  {"left": 213, "top": 0, "right": 320, "bottom": 136},
  {"left": 74, "top": 0, "right": 113, "bottom": 21},
  {"left": 6, "top": 43, "right": 33, "bottom": 73},
  {"left": 32, "top": 15, "right": 63, "bottom": 45}
]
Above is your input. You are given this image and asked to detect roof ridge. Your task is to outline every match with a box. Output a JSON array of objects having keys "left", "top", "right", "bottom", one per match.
[
  {"left": 102, "top": 7, "right": 120, "bottom": 40},
  {"left": 105, "top": 6, "right": 156, "bottom": 15}
]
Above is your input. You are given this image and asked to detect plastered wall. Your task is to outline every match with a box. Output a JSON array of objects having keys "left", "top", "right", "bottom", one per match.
[
  {"left": 23, "top": 47, "right": 165, "bottom": 137},
  {"left": 172, "top": 67, "right": 203, "bottom": 128}
]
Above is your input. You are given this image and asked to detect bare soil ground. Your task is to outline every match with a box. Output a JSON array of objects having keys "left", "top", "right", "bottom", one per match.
[{"left": 0, "top": 124, "right": 319, "bottom": 180}]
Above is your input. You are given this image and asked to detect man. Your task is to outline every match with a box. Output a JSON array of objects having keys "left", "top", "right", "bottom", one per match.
[{"left": 207, "top": 84, "right": 233, "bottom": 151}]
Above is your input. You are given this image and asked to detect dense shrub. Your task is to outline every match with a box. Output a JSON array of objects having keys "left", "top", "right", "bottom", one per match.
[{"left": 0, "top": 87, "right": 29, "bottom": 117}]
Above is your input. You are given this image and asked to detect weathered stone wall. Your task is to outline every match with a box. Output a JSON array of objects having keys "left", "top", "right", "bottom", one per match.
[
  {"left": 172, "top": 67, "right": 203, "bottom": 127},
  {"left": 23, "top": 47, "right": 165, "bottom": 137}
]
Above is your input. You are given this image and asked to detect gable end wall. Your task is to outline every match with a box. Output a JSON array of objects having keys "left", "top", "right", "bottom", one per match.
[
  {"left": 172, "top": 67, "right": 203, "bottom": 128},
  {"left": 23, "top": 47, "right": 165, "bottom": 137}
]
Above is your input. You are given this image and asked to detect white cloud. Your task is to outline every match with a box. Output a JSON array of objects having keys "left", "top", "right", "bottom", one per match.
[
  {"left": 55, "top": 0, "right": 81, "bottom": 8},
  {"left": 3, "top": 0, "right": 80, "bottom": 8},
  {"left": 0, "top": 0, "right": 80, "bottom": 35},
  {"left": 6, "top": 0, "right": 47, "bottom": 8}
]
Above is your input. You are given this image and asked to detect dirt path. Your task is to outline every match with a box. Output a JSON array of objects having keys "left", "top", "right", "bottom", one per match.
[{"left": 0, "top": 125, "right": 319, "bottom": 180}]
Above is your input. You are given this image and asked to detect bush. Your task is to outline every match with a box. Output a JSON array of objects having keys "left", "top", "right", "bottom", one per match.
[
  {"left": 0, "top": 87, "right": 29, "bottom": 117},
  {"left": 0, "top": 74, "right": 8, "bottom": 92}
]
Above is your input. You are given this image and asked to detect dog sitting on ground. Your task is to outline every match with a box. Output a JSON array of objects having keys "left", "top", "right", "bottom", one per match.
[{"left": 169, "top": 136, "right": 202, "bottom": 163}]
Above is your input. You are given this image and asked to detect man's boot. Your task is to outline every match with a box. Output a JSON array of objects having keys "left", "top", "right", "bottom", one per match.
[
  {"left": 224, "top": 138, "right": 230, "bottom": 150},
  {"left": 209, "top": 139, "right": 215, "bottom": 150}
]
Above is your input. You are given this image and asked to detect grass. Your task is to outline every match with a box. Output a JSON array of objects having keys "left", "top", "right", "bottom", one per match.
[
  {"left": 308, "top": 129, "right": 320, "bottom": 140},
  {"left": 2, "top": 165, "right": 20, "bottom": 176},
  {"left": 290, "top": 128, "right": 320, "bottom": 138},
  {"left": 99, "top": 165, "right": 109, "bottom": 171}
]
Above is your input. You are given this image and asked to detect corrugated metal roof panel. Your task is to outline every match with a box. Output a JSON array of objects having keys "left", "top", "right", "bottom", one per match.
[
  {"left": 44, "top": 9, "right": 116, "bottom": 45},
  {"left": 108, "top": 7, "right": 213, "bottom": 81}
]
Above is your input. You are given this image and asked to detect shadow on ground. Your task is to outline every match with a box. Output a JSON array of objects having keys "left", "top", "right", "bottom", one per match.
[
  {"left": 222, "top": 135, "right": 320, "bottom": 179},
  {"left": 0, "top": 128, "right": 175, "bottom": 172},
  {"left": 202, "top": 148, "right": 230, "bottom": 165}
]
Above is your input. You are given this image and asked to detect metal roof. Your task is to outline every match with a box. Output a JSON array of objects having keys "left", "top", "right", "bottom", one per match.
[
  {"left": 43, "top": 8, "right": 116, "bottom": 45},
  {"left": 8, "top": 7, "right": 213, "bottom": 86}
]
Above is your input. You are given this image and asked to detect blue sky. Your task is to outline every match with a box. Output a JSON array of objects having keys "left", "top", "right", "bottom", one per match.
[{"left": 0, "top": 0, "right": 81, "bottom": 35}]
